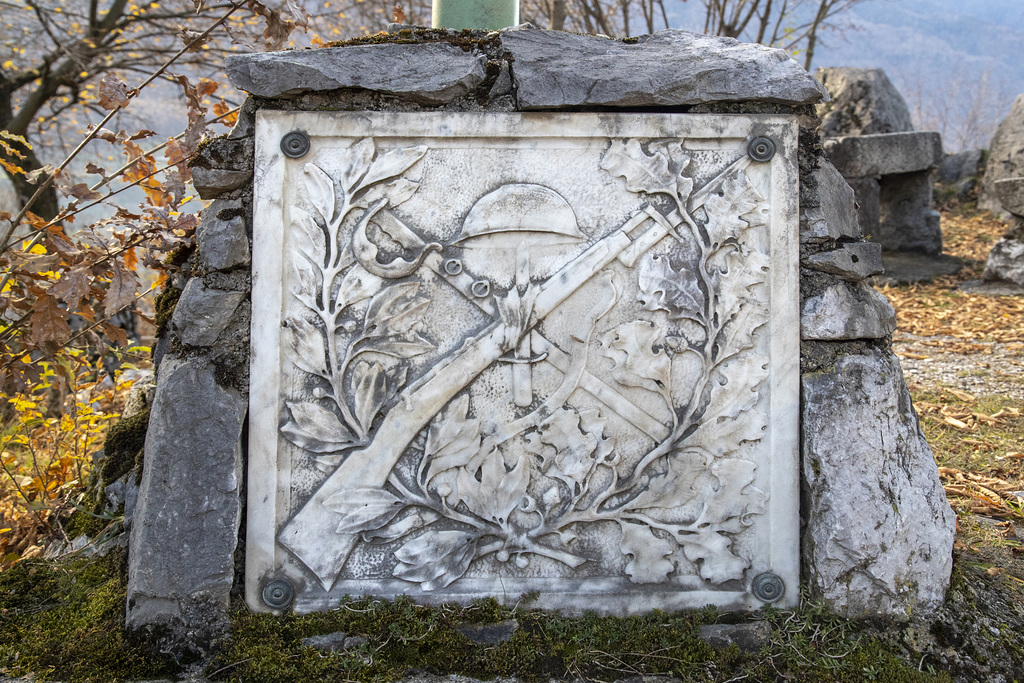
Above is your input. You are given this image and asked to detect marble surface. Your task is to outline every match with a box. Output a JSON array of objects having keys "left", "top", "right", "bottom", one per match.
[{"left": 247, "top": 112, "right": 800, "bottom": 613}]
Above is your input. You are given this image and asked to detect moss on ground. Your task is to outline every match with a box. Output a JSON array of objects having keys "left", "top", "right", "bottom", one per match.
[
  {"left": 0, "top": 550, "right": 176, "bottom": 682},
  {"left": 208, "top": 595, "right": 946, "bottom": 683}
]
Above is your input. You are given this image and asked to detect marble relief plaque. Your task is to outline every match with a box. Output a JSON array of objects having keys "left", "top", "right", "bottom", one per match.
[{"left": 247, "top": 112, "right": 800, "bottom": 613}]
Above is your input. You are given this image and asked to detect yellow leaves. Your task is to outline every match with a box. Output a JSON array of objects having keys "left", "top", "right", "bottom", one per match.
[
  {"left": 2, "top": 60, "right": 12, "bottom": 69},
  {"left": 940, "top": 467, "right": 1024, "bottom": 520}
]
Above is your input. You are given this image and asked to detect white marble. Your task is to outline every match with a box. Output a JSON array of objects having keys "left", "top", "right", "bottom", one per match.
[{"left": 247, "top": 112, "right": 800, "bottom": 613}]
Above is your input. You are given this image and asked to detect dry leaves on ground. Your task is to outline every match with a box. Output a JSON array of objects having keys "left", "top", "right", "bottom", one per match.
[
  {"left": 881, "top": 284, "right": 1024, "bottom": 343},
  {"left": 940, "top": 467, "right": 1024, "bottom": 519}
]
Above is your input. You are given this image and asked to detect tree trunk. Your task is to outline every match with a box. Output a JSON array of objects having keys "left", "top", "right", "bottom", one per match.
[{"left": 548, "top": 0, "right": 566, "bottom": 30}]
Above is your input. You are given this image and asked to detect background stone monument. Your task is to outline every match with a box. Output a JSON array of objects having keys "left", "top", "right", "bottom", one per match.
[
  {"left": 123, "top": 27, "right": 956, "bottom": 655},
  {"left": 815, "top": 67, "right": 943, "bottom": 255}
]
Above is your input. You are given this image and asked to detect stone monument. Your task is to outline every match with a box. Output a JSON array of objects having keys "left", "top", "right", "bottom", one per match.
[
  {"left": 815, "top": 67, "right": 943, "bottom": 255},
  {"left": 980, "top": 94, "right": 1024, "bottom": 219},
  {"left": 123, "top": 27, "right": 955, "bottom": 655}
]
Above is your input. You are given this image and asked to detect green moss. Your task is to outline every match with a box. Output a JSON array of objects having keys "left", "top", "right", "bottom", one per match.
[
  {"left": 207, "top": 595, "right": 946, "bottom": 683},
  {"left": 153, "top": 286, "right": 182, "bottom": 338},
  {"left": 327, "top": 27, "right": 500, "bottom": 53},
  {"left": 0, "top": 551, "right": 177, "bottom": 682},
  {"left": 100, "top": 406, "right": 150, "bottom": 487}
]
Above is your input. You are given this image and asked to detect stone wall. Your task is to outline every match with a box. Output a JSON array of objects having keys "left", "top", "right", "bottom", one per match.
[{"left": 125, "top": 26, "right": 955, "bottom": 654}]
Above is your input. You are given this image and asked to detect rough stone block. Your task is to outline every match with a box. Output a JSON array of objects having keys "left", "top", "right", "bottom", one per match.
[
  {"left": 501, "top": 27, "right": 827, "bottom": 109},
  {"left": 126, "top": 355, "right": 247, "bottom": 656},
  {"left": 226, "top": 44, "right": 487, "bottom": 104},
  {"left": 191, "top": 137, "right": 255, "bottom": 200},
  {"left": 802, "top": 349, "right": 955, "bottom": 619},
  {"left": 800, "top": 281, "right": 896, "bottom": 340},
  {"left": 844, "top": 176, "right": 880, "bottom": 241},
  {"left": 799, "top": 159, "right": 862, "bottom": 244},
  {"left": 824, "top": 132, "right": 942, "bottom": 177},
  {"left": 171, "top": 279, "right": 246, "bottom": 347},
  {"left": 815, "top": 67, "right": 913, "bottom": 137},
  {"left": 980, "top": 94, "right": 1024, "bottom": 216},
  {"left": 982, "top": 238, "right": 1024, "bottom": 286},
  {"left": 457, "top": 620, "right": 519, "bottom": 645},
  {"left": 994, "top": 177, "right": 1024, "bottom": 217},
  {"left": 877, "top": 172, "right": 942, "bottom": 254},
  {"left": 804, "top": 242, "right": 884, "bottom": 281},
  {"left": 197, "top": 199, "right": 250, "bottom": 271},
  {"left": 699, "top": 622, "right": 771, "bottom": 652}
]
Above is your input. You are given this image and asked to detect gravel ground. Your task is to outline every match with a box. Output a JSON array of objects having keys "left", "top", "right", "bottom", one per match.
[{"left": 893, "top": 332, "right": 1024, "bottom": 401}]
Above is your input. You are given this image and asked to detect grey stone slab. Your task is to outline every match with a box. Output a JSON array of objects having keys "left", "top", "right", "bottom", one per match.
[
  {"left": 824, "top": 132, "right": 942, "bottom": 177},
  {"left": 171, "top": 279, "right": 245, "bottom": 347},
  {"left": 802, "top": 349, "right": 955, "bottom": 619},
  {"left": 191, "top": 137, "right": 254, "bottom": 200},
  {"left": 994, "top": 177, "right": 1024, "bottom": 217},
  {"left": 815, "top": 67, "right": 913, "bottom": 137},
  {"left": 980, "top": 94, "right": 1024, "bottom": 217},
  {"left": 501, "top": 28, "right": 827, "bottom": 109},
  {"left": 126, "top": 355, "right": 247, "bottom": 656},
  {"left": 197, "top": 199, "right": 250, "bottom": 271},
  {"left": 877, "top": 173, "right": 942, "bottom": 255},
  {"left": 800, "top": 281, "right": 896, "bottom": 340},
  {"left": 799, "top": 159, "right": 862, "bottom": 244},
  {"left": 844, "top": 176, "right": 879, "bottom": 241},
  {"left": 458, "top": 619, "right": 519, "bottom": 645},
  {"left": 698, "top": 622, "right": 770, "bottom": 652},
  {"left": 192, "top": 168, "right": 251, "bottom": 200},
  {"left": 248, "top": 111, "right": 801, "bottom": 614},
  {"left": 982, "top": 238, "right": 1024, "bottom": 287},
  {"left": 226, "top": 44, "right": 487, "bottom": 104},
  {"left": 804, "top": 242, "right": 884, "bottom": 281}
]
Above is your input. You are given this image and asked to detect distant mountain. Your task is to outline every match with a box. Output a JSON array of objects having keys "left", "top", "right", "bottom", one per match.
[{"left": 807, "top": 0, "right": 1024, "bottom": 151}]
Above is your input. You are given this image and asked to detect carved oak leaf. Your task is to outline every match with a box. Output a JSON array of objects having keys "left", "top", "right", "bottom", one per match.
[
  {"left": 354, "top": 177, "right": 420, "bottom": 210},
  {"left": 533, "top": 408, "right": 601, "bottom": 496},
  {"left": 303, "top": 164, "right": 336, "bottom": 226},
  {"left": 682, "top": 529, "right": 749, "bottom": 584},
  {"left": 287, "top": 316, "right": 328, "bottom": 377},
  {"left": 600, "top": 139, "right": 676, "bottom": 197},
  {"left": 687, "top": 354, "right": 768, "bottom": 456},
  {"left": 337, "top": 138, "right": 375, "bottom": 193},
  {"left": 624, "top": 451, "right": 707, "bottom": 511},
  {"left": 322, "top": 486, "right": 404, "bottom": 535},
  {"left": 355, "top": 145, "right": 428, "bottom": 194},
  {"left": 281, "top": 400, "right": 355, "bottom": 453},
  {"left": 361, "top": 508, "right": 441, "bottom": 544},
  {"left": 702, "top": 172, "right": 769, "bottom": 250},
  {"left": 638, "top": 253, "right": 705, "bottom": 325},
  {"left": 424, "top": 396, "right": 486, "bottom": 485},
  {"left": 710, "top": 300, "right": 768, "bottom": 365},
  {"left": 649, "top": 140, "right": 695, "bottom": 202},
  {"left": 600, "top": 320, "right": 671, "bottom": 399},
  {"left": 393, "top": 529, "right": 478, "bottom": 591},
  {"left": 456, "top": 453, "right": 529, "bottom": 525},
  {"left": 708, "top": 247, "right": 768, "bottom": 325},
  {"left": 619, "top": 522, "right": 674, "bottom": 584}
]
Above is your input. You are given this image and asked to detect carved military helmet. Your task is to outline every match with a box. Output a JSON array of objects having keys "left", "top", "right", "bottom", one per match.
[{"left": 457, "top": 184, "right": 584, "bottom": 248}]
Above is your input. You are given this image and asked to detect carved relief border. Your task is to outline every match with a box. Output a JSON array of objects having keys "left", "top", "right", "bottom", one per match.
[{"left": 248, "top": 112, "right": 800, "bottom": 613}]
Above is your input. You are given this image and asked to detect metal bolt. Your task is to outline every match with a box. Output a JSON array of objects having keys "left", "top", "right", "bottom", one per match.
[
  {"left": 747, "top": 137, "right": 776, "bottom": 163},
  {"left": 751, "top": 572, "right": 785, "bottom": 602},
  {"left": 262, "top": 578, "right": 295, "bottom": 609},
  {"left": 281, "top": 131, "right": 311, "bottom": 159},
  {"left": 470, "top": 280, "right": 490, "bottom": 298},
  {"left": 444, "top": 258, "right": 463, "bottom": 276}
]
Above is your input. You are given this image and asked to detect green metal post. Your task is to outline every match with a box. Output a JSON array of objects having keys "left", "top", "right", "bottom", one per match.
[{"left": 431, "top": 0, "right": 519, "bottom": 30}]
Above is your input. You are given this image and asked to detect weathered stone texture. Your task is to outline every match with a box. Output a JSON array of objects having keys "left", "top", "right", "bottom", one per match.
[
  {"left": 502, "top": 28, "right": 827, "bottom": 108},
  {"left": 823, "top": 132, "right": 942, "bottom": 178},
  {"left": 799, "top": 158, "right": 861, "bottom": 244},
  {"left": 936, "top": 149, "right": 983, "bottom": 184},
  {"left": 980, "top": 94, "right": 1024, "bottom": 216},
  {"left": 844, "top": 176, "right": 880, "bottom": 240},
  {"left": 804, "top": 242, "right": 884, "bottom": 281},
  {"left": 815, "top": 67, "right": 913, "bottom": 137},
  {"left": 800, "top": 281, "right": 896, "bottom": 340},
  {"left": 983, "top": 238, "right": 1024, "bottom": 286},
  {"left": 197, "top": 199, "right": 250, "bottom": 271},
  {"left": 126, "top": 356, "right": 247, "bottom": 655},
  {"left": 877, "top": 172, "right": 943, "bottom": 254},
  {"left": 226, "top": 43, "right": 487, "bottom": 104},
  {"left": 802, "top": 349, "right": 955, "bottom": 619},
  {"left": 994, "top": 177, "right": 1024, "bottom": 217},
  {"left": 190, "top": 137, "right": 255, "bottom": 200},
  {"left": 171, "top": 279, "right": 246, "bottom": 347}
]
